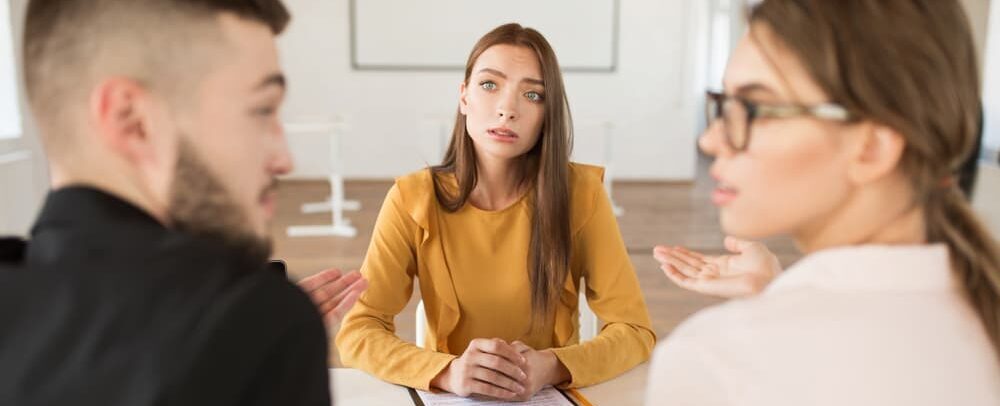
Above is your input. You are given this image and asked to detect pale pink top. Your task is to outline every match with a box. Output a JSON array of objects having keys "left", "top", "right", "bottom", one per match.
[{"left": 646, "top": 244, "right": 1000, "bottom": 406}]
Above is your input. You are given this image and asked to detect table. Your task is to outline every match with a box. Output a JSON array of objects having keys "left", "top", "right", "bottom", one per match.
[{"left": 329, "top": 363, "right": 648, "bottom": 406}]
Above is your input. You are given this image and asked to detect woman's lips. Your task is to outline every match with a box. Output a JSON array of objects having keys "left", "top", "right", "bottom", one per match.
[
  {"left": 487, "top": 127, "right": 519, "bottom": 143},
  {"left": 712, "top": 183, "right": 739, "bottom": 206}
]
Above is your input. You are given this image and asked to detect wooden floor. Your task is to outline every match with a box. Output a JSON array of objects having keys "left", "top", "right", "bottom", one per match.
[{"left": 270, "top": 164, "right": 801, "bottom": 366}]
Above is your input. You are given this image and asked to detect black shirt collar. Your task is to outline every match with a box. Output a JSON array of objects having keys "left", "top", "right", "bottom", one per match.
[
  {"left": 19, "top": 186, "right": 278, "bottom": 275},
  {"left": 31, "top": 186, "right": 165, "bottom": 238}
]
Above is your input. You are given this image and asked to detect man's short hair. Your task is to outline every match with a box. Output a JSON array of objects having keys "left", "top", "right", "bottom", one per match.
[{"left": 23, "top": 0, "right": 290, "bottom": 154}]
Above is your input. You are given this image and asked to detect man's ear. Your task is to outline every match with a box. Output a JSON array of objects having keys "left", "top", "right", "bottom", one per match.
[
  {"left": 458, "top": 81, "right": 469, "bottom": 116},
  {"left": 846, "top": 123, "right": 907, "bottom": 185},
  {"left": 89, "top": 77, "right": 158, "bottom": 164}
]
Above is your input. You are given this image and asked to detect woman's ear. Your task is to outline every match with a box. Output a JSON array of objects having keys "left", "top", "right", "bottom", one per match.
[
  {"left": 459, "top": 81, "right": 469, "bottom": 116},
  {"left": 846, "top": 123, "right": 907, "bottom": 186}
]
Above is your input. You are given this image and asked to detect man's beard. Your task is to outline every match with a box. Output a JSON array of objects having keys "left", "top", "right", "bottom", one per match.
[{"left": 167, "top": 139, "right": 273, "bottom": 266}]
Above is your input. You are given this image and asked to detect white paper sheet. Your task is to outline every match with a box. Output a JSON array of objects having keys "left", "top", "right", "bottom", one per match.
[{"left": 412, "top": 387, "right": 578, "bottom": 406}]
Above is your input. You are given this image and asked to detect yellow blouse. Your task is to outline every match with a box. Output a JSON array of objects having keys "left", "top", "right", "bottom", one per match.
[{"left": 336, "top": 163, "right": 655, "bottom": 391}]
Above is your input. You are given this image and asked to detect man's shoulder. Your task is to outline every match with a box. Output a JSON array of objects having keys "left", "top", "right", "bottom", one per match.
[
  {"left": 215, "top": 268, "right": 319, "bottom": 323},
  {"left": 175, "top": 268, "right": 329, "bottom": 402},
  {"left": 188, "top": 266, "right": 325, "bottom": 350}
]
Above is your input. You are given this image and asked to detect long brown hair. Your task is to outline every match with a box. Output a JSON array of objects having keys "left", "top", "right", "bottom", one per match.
[
  {"left": 431, "top": 23, "right": 573, "bottom": 328},
  {"left": 750, "top": 0, "right": 1000, "bottom": 357}
]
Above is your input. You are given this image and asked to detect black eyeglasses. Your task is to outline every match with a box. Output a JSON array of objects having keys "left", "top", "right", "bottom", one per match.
[{"left": 705, "top": 90, "right": 855, "bottom": 151}]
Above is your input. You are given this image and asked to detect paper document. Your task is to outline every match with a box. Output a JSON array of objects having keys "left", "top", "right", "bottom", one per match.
[{"left": 408, "top": 387, "right": 582, "bottom": 406}]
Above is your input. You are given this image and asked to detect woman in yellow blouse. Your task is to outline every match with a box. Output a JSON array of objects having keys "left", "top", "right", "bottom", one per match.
[{"left": 336, "top": 23, "right": 654, "bottom": 401}]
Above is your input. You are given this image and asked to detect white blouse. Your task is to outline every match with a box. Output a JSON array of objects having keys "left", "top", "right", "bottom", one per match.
[{"left": 646, "top": 244, "right": 1000, "bottom": 406}]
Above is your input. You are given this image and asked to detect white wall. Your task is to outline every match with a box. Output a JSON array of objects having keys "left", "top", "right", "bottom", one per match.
[
  {"left": 983, "top": 0, "right": 1000, "bottom": 159},
  {"left": 961, "top": 0, "right": 992, "bottom": 70},
  {"left": 0, "top": 0, "right": 48, "bottom": 236},
  {"left": 278, "top": 0, "right": 701, "bottom": 180},
  {"left": 0, "top": 0, "right": 19, "bottom": 140},
  {"left": 975, "top": 0, "right": 1000, "bottom": 238},
  {"left": 973, "top": 165, "right": 1000, "bottom": 238},
  {"left": 352, "top": 0, "right": 617, "bottom": 71}
]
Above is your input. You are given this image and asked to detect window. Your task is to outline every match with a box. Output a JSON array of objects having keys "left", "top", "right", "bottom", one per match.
[{"left": 1, "top": 0, "right": 22, "bottom": 140}]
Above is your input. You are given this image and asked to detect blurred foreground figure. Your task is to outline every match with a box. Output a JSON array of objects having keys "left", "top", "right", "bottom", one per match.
[{"left": 0, "top": 1, "right": 338, "bottom": 405}]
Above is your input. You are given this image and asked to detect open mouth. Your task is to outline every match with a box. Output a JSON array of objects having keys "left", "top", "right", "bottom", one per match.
[
  {"left": 487, "top": 127, "right": 520, "bottom": 141},
  {"left": 712, "top": 182, "right": 739, "bottom": 206}
]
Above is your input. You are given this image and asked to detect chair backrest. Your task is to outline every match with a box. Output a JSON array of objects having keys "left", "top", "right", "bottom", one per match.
[{"left": 415, "top": 278, "right": 599, "bottom": 348}]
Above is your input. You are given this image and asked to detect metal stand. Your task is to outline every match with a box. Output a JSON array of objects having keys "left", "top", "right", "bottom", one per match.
[{"left": 285, "top": 120, "right": 360, "bottom": 238}]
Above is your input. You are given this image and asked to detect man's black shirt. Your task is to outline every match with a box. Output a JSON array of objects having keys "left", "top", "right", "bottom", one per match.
[{"left": 0, "top": 187, "right": 330, "bottom": 405}]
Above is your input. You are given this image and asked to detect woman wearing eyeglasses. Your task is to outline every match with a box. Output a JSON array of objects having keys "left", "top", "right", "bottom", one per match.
[{"left": 645, "top": 0, "right": 1000, "bottom": 404}]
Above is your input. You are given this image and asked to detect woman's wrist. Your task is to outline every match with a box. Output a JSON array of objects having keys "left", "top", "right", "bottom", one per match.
[
  {"left": 429, "top": 360, "right": 454, "bottom": 392},
  {"left": 541, "top": 350, "right": 571, "bottom": 386}
]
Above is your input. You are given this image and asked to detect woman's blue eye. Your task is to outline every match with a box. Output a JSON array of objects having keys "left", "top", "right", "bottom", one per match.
[
  {"left": 480, "top": 81, "right": 497, "bottom": 91},
  {"left": 525, "top": 91, "right": 544, "bottom": 102}
]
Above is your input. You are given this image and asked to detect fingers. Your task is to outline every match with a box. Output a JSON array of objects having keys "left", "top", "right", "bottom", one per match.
[
  {"left": 663, "top": 254, "right": 703, "bottom": 278},
  {"left": 701, "top": 263, "right": 721, "bottom": 277},
  {"left": 297, "top": 268, "right": 342, "bottom": 292},
  {"left": 654, "top": 247, "right": 697, "bottom": 278},
  {"left": 329, "top": 275, "right": 368, "bottom": 305},
  {"left": 475, "top": 352, "right": 526, "bottom": 382},
  {"left": 670, "top": 247, "right": 708, "bottom": 271},
  {"left": 653, "top": 245, "right": 671, "bottom": 262},
  {"left": 661, "top": 262, "right": 695, "bottom": 288},
  {"left": 470, "top": 357, "right": 526, "bottom": 394},
  {"left": 317, "top": 276, "right": 368, "bottom": 315},
  {"left": 306, "top": 270, "right": 364, "bottom": 304},
  {"left": 662, "top": 260, "right": 722, "bottom": 294},
  {"left": 452, "top": 339, "right": 529, "bottom": 400},
  {"left": 467, "top": 380, "right": 518, "bottom": 400},
  {"left": 510, "top": 341, "right": 532, "bottom": 354},
  {"left": 673, "top": 247, "right": 722, "bottom": 277},
  {"left": 472, "top": 338, "right": 527, "bottom": 367},
  {"left": 322, "top": 281, "right": 368, "bottom": 324},
  {"left": 673, "top": 246, "right": 706, "bottom": 261},
  {"left": 467, "top": 339, "right": 527, "bottom": 387},
  {"left": 655, "top": 246, "right": 720, "bottom": 278},
  {"left": 658, "top": 243, "right": 774, "bottom": 298},
  {"left": 655, "top": 245, "right": 707, "bottom": 263}
]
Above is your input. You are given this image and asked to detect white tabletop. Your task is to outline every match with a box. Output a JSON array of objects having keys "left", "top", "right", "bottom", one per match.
[{"left": 329, "top": 363, "right": 648, "bottom": 406}]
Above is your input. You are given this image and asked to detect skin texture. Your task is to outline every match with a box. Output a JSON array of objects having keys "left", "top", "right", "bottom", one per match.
[
  {"left": 460, "top": 44, "right": 546, "bottom": 211},
  {"left": 50, "top": 13, "right": 366, "bottom": 327},
  {"left": 430, "top": 44, "right": 571, "bottom": 401},
  {"left": 656, "top": 25, "right": 922, "bottom": 297}
]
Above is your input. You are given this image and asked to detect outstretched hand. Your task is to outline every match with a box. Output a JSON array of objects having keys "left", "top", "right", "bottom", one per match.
[{"left": 654, "top": 236, "right": 781, "bottom": 298}]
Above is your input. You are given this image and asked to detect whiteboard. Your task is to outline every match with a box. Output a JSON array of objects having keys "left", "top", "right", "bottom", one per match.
[
  {"left": 350, "top": 0, "right": 618, "bottom": 71},
  {"left": 1, "top": 0, "right": 22, "bottom": 139}
]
